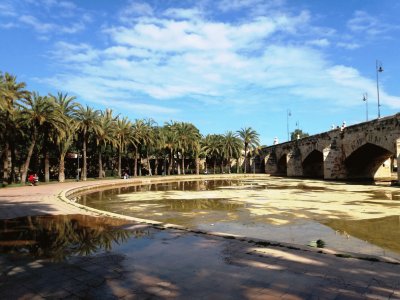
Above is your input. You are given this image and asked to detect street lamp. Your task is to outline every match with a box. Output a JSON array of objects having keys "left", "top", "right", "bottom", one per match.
[
  {"left": 287, "top": 109, "right": 291, "bottom": 141},
  {"left": 363, "top": 93, "right": 368, "bottom": 121},
  {"left": 376, "top": 60, "right": 384, "bottom": 118}
]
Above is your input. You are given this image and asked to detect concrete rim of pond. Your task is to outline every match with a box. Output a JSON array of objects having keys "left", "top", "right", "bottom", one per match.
[{"left": 58, "top": 174, "right": 400, "bottom": 264}]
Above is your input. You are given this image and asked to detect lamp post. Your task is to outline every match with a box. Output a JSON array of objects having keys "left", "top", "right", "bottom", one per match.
[
  {"left": 376, "top": 60, "right": 383, "bottom": 118},
  {"left": 287, "top": 109, "right": 291, "bottom": 141},
  {"left": 363, "top": 93, "right": 368, "bottom": 121}
]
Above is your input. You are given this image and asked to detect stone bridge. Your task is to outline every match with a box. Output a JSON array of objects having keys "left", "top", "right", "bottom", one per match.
[{"left": 256, "top": 113, "right": 400, "bottom": 181}]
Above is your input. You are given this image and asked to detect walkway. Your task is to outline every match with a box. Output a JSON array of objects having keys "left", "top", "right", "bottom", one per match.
[{"left": 0, "top": 178, "right": 400, "bottom": 299}]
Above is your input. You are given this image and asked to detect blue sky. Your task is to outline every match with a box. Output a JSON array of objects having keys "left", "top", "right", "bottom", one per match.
[{"left": 1, "top": 0, "right": 400, "bottom": 145}]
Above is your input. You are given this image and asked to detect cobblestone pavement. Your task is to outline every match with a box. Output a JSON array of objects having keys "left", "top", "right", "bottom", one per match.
[{"left": 1, "top": 179, "right": 400, "bottom": 299}]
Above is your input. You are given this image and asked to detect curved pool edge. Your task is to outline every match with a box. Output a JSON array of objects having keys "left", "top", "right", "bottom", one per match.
[{"left": 58, "top": 174, "right": 400, "bottom": 265}]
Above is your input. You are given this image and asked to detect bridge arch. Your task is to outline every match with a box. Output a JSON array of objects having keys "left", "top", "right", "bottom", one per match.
[
  {"left": 345, "top": 142, "right": 393, "bottom": 180},
  {"left": 302, "top": 149, "right": 324, "bottom": 178},
  {"left": 277, "top": 154, "right": 288, "bottom": 176}
]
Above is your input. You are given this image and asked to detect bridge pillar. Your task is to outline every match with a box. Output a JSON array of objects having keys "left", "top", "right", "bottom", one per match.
[
  {"left": 264, "top": 151, "right": 278, "bottom": 174},
  {"left": 287, "top": 149, "right": 303, "bottom": 177},
  {"left": 323, "top": 141, "right": 346, "bottom": 180}
]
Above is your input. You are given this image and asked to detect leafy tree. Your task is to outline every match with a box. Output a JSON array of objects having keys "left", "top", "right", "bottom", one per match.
[{"left": 291, "top": 129, "right": 309, "bottom": 141}]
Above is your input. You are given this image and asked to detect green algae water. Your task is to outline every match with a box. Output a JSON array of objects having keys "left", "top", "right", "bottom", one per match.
[{"left": 75, "top": 177, "right": 400, "bottom": 259}]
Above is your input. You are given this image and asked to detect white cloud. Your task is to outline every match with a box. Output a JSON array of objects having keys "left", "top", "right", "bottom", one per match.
[
  {"left": 347, "top": 10, "right": 399, "bottom": 36},
  {"left": 307, "top": 38, "right": 330, "bottom": 47},
  {"left": 44, "top": 2, "right": 400, "bottom": 119},
  {"left": 336, "top": 42, "right": 360, "bottom": 50},
  {"left": 217, "top": 0, "right": 285, "bottom": 13},
  {"left": 0, "top": 2, "right": 17, "bottom": 16},
  {"left": 164, "top": 8, "right": 203, "bottom": 20},
  {"left": 19, "top": 15, "right": 55, "bottom": 33},
  {"left": 119, "top": 1, "right": 154, "bottom": 22},
  {"left": 0, "top": 22, "right": 18, "bottom": 29},
  {"left": 1, "top": 0, "right": 90, "bottom": 36},
  {"left": 51, "top": 42, "right": 99, "bottom": 63}
]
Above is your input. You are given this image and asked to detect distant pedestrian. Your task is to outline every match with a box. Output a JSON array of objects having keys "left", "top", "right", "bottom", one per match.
[{"left": 273, "top": 137, "right": 279, "bottom": 145}]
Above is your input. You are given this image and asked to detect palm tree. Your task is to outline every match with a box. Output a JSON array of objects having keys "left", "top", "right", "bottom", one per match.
[
  {"left": 131, "top": 119, "right": 148, "bottom": 176},
  {"left": 140, "top": 119, "right": 157, "bottom": 176},
  {"left": 18, "top": 92, "right": 62, "bottom": 183},
  {"left": 202, "top": 134, "right": 222, "bottom": 174},
  {"left": 0, "top": 72, "right": 29, "bottom": 185},
  {"left": 50, "top": 92, "right": 79, "bottom": 182},
  {"left": 163, "top": 121, "right": 178, "bottom": 175},
  {"left": 95, "top": 109, "right": 118, "bottom": 178},
  {"left": 76, "top": 105, "right": 102, "bottom": 181},
  {"left": 222, "top": 131, "right": 243, "bottom": 173},
  {"left": 115, "top": 117, "right": 132, "bottom": 178},
  {"left": 237, "top": 127, "right": 260, "bottom": 173}
]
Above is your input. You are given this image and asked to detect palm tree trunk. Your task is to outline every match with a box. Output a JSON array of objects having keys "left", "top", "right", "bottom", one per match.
[
  {"left": 138, "top": 152, "right": 142, "bottom": 176},
  {"left": 146, "top": 150, "right": 152, "bottom": 176},
  {"left": 244, "top": 146, "right": 248, "bottom": 173},
  {"left": 11, "top": 144, "right": 17, "bottom": 183},
  {"left": 118, "top": 147, "right": 122, "bottom": 178},
  {"left": 2, "top": 142, "right": 11, "bottom": 186},
  {"left": 154, "top": 159, "right": 159, "bottom": 175},
  {"left": 44, "top": 151, "right": 50, "bottom": 182},
  {"left": 168, "top": 149, "right": 173, "bottom": 175},
  {"left": 227, "top": 157, "right": 231, "bottom": 174},
  {"left": 133, "top": 147, "right": 138, "bottom": 177},
  {"left": 181, "top": 149, "right": 185, "bottom": 175},
  {"left": 195, "top": 156, "right": 200, "bottom": 175},
  {"left": 21, "top": 139, "right": 36, "bottom": 184},
  {"left": 213, "top": 160, "right": 216, "bottom": 174},
  {"left": 82, "top": 135, "right": 87, "bottom": 181},
  {"left": 98, "top": 151, "right": 103, "bottom": 178},
  {"left": 58, "top": 154, "right": 66, "bottom": 182}
]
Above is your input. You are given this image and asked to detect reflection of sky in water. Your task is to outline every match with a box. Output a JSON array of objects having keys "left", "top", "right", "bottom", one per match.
[{"left": 76, "top": 178, "right": 400, "bottom": 259}]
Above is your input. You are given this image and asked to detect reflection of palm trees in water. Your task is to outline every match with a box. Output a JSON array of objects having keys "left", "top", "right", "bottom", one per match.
[{"left": 0, "top": 215, "right": 148, "bottom": 261}]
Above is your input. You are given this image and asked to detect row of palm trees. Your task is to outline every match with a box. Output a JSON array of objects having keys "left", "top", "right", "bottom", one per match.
[{"left": 0, "top": 71, "right": 261, "bottom": 186}]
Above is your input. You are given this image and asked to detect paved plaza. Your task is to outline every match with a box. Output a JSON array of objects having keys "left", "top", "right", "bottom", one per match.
[{"left": 1, "top": 178, "right": 400, "bottom": 299}]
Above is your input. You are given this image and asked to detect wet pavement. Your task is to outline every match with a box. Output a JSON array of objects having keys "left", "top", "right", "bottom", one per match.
[{"left": 1, "top": 176, "right": 400, "bottom": 299}]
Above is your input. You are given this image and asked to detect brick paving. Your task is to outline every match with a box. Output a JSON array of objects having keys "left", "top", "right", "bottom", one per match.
[{"left": 1, "top": 179, "right": 400, "bottom": 299}]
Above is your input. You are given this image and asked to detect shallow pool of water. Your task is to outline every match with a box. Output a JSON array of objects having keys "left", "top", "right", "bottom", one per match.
[{"left": 75, "top": 177, "right": 400, "bottom": 259}]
